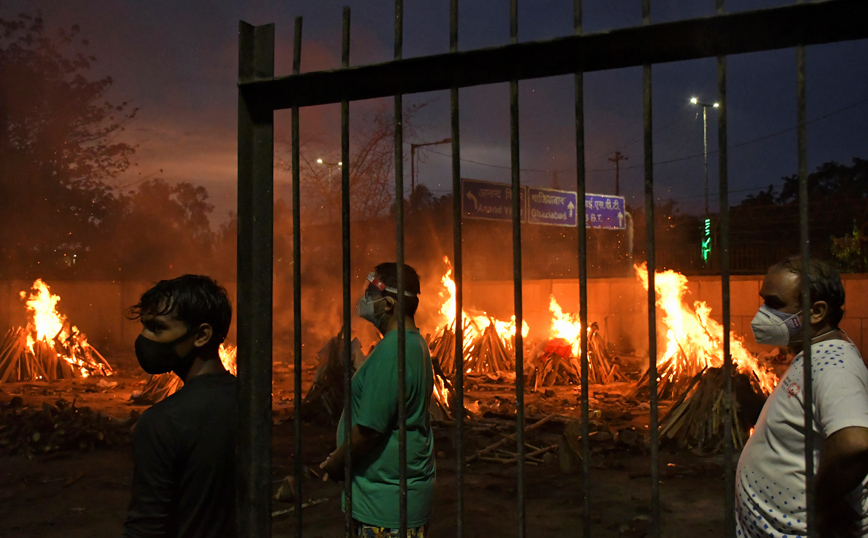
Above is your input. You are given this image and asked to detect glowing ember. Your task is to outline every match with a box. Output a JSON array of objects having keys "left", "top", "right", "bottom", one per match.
[
  {"left": 634, "top": 263, "right": 777, "bottom": 395},
  {"left": 219, "top": 343, "right": 237, "bottom": 376}
]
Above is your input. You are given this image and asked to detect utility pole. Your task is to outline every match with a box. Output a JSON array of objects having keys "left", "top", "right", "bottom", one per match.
[
  {"left": 409, "top": 138, "right": 451, "bottom": 208},
  {"left": 608, "top": 151, "right": 628, "bottom": 195}
]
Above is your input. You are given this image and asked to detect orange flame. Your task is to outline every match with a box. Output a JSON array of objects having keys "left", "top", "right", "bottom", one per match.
[
  {"left": 634, "top": 263, "right": 777, "bottom": 394},
  {"left": 20, "top": 279, "right": 110, "bottom": 378},
  {"left": 549, "top": 296, "right": 583, "bottom": 356},
  {"left": 438, "top": 256, "right": 529, "bottom": 346},
  {"left": 218, "top": 343, "right": 237, "bottom": 376}
]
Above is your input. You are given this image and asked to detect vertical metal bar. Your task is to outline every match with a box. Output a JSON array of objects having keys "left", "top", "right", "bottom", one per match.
[
  {"left": 509, "top": 2, "right": 525, "bottom": 538},
  {"left": 449, "top": 1, "right": 465, "bottom": 536},
  {"left": 341, "top": 7, "right": 353, "bottom": 538},
  {"left": 237, "top": 21, "right": 275, "bottom": 538},
  {"left": 291, "top": 16, "right": 304, "bottom": 538},
  {"left": 716, "top": 0, "right": 734, "bottom": 534},
  {"left": 393, "top": 1, "right": 409, "bottom": 536},
  {"left": 641, "top": 1, "right": 660, "bottom": 536},
  {"left": 797, "top": 40, "right": 816, "bottom": 538},
  {"left": 573, "top": 1, "right": 591, "bottom": 537}
]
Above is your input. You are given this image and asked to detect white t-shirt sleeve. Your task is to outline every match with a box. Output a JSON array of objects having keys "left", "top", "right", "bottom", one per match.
[{"left": 813, "top": 346, "right": 868, "bottom": 437}]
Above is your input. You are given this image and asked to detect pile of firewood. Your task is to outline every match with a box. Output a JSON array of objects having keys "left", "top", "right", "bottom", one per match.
[
  {"left": 0, "top": 325, "right": 112, "bottom": 382},
  {"left": 632, "top": 343, "right": 710, "bottom": 400},
  {"left": 659, "top": 367, "right": 766, "bottom": 453},
  {"left": 300, "top": 330, "right": 365, "bottom": 424},
  {"left": 529, "top": 327, "right": 622, "bottom": 389},
  {"left": 428, "top": 318, "right": 477, "bottom": 375},
  {"left": 429, "top": 358, "right": 455, "bottom": 421},
  {"left": 429, "top": 318, "right": 518, "bottom": 377},
  {"left": 0, "top": 397, "right": 136, "bottom": 456},
  {"left": 464, "top": 321, "right": 514, "bottom": 374}
]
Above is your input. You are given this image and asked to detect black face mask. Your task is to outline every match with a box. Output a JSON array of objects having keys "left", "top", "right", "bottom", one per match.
[{"left": 135, "top": 329, "right": 197, "bottom": 379}]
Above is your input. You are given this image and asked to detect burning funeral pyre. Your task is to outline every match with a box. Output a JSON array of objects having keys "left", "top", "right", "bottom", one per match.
[
  {"left": 629, "top": 264, "right": 778, "bottom": 452},
  {"left": 528, "top": 296, "right": 622, "bottom": 389},
  {"left": 428, "top": 258, "right": 526, "bottom": 376},
  {"left": 632, "top": 263, "right": 777, "bottom": 400},
  {"left": 131, "top": 343, "right": 238, "bottom": 405},
  {"left": 0, "top": 280, "right": 112, "bottom": 382}
]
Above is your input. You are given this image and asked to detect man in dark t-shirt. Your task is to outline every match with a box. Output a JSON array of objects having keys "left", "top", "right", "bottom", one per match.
[{"left": 123, "top": 275, "right": 237, "bottom": 538}]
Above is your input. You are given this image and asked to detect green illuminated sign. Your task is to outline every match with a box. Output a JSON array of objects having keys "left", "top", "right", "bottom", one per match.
[{"left": 701, "top": 218, "right": 712, "bottom": 263}]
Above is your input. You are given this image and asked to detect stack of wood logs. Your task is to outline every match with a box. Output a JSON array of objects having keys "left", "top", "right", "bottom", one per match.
[
  {"left": 659, "top": 366, "right": 767, "bottom": 453},
  {"left": 300, "top": 330, "right": 365, "bottom": 424},
  {"left": 632, "top": 344, "right": 709, "bottom": 400},
  {"left": 428, "top": 318, "right": 477, "bottom": 375},
  {"left": 0, "top": 325, "right": 111, "bottom": 383},
  {"left": 529, "top": 327, "right": 621, "bottom": 389},
  {"left": 429, "top": 357, "right": 455, "bottom": 421},
  {"left": 464, "top": 321, "right": 514, "bottom": 375},
  {"left": 429, "top": 318, "right": 516, "bottom": 376},
  {"left": 467, "top": 414, "right": 557, "bottom": 465}
]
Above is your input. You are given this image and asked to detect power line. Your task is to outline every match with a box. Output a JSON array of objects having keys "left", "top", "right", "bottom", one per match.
[{"left": 425, "top": 96, "right": 868, "bottom": 175}]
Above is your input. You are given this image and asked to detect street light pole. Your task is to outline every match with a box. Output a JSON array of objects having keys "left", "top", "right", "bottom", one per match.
[
  {"left": 409, "top": 137, "right": 451, "bottom": 205},
  {"left": 690, "top": 97, "right": 719, "bottom": 265},
  {"left": 690, "top": 97, "right": 719, "bottom": 220},
  {"left": 316, "top": 158, "right": 342, "bottom": 190}
]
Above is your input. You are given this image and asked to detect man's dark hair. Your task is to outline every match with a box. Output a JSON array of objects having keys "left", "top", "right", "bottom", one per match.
[
  {"left": 771, "top": 256, "right": 845, "bottom": 328},
  {"left": 128, "top": 274, "right": 233, "bottom": 348},
  {"left": 374, "top": 262, "right": 421, "bottom": 317}
]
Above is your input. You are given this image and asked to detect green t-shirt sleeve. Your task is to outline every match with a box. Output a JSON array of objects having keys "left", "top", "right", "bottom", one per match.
[{"left": 355, "top": 345, "right": 398, "bottom": 435}]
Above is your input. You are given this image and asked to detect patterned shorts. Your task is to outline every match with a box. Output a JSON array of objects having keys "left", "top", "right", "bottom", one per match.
[{"left": 355, "top": 522, "right": 427, "bottom": 538}]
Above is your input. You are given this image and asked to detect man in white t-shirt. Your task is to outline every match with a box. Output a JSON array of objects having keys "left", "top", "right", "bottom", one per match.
[{"left": 736, "top": 256, "right": 868, "bottom": 537}]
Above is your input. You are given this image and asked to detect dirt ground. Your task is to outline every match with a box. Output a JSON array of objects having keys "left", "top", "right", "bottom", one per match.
[{"left": 0, "top": 348, "right": 732, "bottom": 538}]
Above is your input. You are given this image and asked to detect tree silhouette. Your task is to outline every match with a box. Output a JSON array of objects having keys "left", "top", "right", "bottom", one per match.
[{"left": 0, "top": 11, "right": 137, "bottom": 278}]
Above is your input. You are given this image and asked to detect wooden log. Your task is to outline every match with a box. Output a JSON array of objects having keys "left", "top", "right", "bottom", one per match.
[{"left": 467, "top": 414, "right": 555, "bottom": 463}]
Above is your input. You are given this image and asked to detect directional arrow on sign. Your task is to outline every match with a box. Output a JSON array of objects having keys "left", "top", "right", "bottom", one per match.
[
  {"left": 567, "top": 201, "right": 575, "bottom": 218},
  {"left": 466, "top": 192, "right": 479, "bottom": 211}
]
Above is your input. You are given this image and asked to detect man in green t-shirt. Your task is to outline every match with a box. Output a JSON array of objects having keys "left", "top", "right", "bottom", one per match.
[{"left": 320, "top": 262, "right": 435, "bottom": 537}]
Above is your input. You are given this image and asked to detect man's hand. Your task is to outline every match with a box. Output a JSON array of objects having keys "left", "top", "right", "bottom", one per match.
[
  {"left": 816, "top": 498, "right": 861, "bottom": 537},
  {"left": 319, "top": 450, "right": 344, "bottom": 482},
  {"left": 816, "top": 426, "right": 868, "bottom": 537}
]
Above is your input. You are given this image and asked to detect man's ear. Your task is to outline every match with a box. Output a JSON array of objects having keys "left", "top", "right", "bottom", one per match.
[
  {"left": 810, "top": 301, "right": 829, "bottom": 325},
  {"left": 383, "top": 296, "right": 397, "bottom": 315},
  {"left": 193, "top": 323, "right": 214, "bottom": 348}
]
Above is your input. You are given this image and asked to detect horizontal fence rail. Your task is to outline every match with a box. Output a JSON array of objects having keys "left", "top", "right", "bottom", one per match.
[{"left": 239, "top": 1, "right": 868, "bottom": 108}]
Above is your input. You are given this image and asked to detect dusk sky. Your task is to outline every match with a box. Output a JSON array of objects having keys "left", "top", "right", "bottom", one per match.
[{"left": 6, "top": 0, "right": 867, "bottom": 223}]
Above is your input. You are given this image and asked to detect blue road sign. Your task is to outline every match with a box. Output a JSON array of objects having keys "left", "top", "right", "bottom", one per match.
[
  {"left": 528, "top": 187, "right": 578, "bottom": 227},
  {"left": 462, "top": 179, "right": 526, "bottom": 222},
  {"left": 584, "top": 193, "right": 626, "bottom": 230}
]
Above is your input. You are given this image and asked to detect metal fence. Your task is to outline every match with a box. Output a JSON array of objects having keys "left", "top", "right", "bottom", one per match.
[{"left": 236, "top": 1, "right": 868, "bottom": 536}]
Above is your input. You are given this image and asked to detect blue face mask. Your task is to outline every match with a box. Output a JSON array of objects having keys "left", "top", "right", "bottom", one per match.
[{"left": 750, "top": 304, "right": 802, "bottom": 347}]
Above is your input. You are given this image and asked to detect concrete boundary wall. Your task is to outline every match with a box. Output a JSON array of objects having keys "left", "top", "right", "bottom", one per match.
[
  {"left": 0, "top": 276, "right": 863, "bottom": 358},
  {"left": 0, "top": 280, "right": 238, "bottom": 352},
  {"left": 466, "top": 274, "right": 868, "bottom": 358}
]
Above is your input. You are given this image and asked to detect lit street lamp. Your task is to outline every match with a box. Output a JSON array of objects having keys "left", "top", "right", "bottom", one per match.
[
  {"left": 316, "top": 158, "right": 342, "bottom": 190},
  {"left": 690, "top": 96, "right": 719, "bottom": 265},
  {"left": 690, "top": 97, "right": 719, "bottom": 219}
]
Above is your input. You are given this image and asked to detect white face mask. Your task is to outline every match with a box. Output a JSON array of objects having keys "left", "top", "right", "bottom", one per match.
[
  {"left": 357, "top": 295, "right": 388, "bottom": 332},
  {"left": 750, "top": 304, "right": 802, "bottom": 347}
]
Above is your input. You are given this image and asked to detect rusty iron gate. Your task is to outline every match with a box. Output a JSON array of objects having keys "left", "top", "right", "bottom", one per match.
[{"left": 236, "top": 1, "right": 868, "bottom": 537}]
